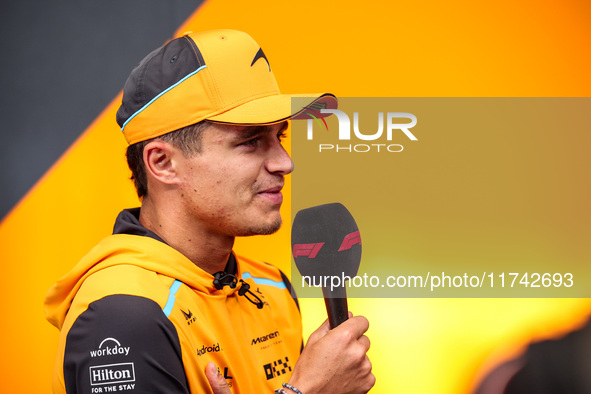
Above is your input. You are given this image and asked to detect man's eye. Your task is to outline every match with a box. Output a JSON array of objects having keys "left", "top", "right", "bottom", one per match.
[{"left": 240, "top": 137, "right": 260, "bottom": 146}]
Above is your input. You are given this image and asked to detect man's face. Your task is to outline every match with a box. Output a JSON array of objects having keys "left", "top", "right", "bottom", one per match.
[{"left": 175, "top": 121, "right": 292, "bottom": 237}]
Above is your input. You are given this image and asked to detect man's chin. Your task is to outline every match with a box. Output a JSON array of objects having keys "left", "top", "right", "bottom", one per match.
[
  {"left": 238, "top": 217, "right": 283, "bottom": 237},
  {"left": 257, "top": 220, "right": 283, "bottom": 235}
]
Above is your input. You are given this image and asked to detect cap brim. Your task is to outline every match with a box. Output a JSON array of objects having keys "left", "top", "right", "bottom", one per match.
[{"left": 206, "top": 93, "right": 337, "bottom": 125}]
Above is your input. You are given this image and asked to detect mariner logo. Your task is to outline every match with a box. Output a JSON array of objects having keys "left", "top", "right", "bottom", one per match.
[
  {"left": 264, "top": 356, "right": 292, "bottom": 380},
  {"left": 90, "top": 338, "right": 130, "bottom": 358},
  {"left": 89, "top": 362, "right": 135, "bottom": 386}
]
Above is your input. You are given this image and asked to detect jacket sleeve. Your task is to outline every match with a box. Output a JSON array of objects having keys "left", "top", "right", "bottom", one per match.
[{"left": 63, "top": 294, "right": 190, "bottom": 393}]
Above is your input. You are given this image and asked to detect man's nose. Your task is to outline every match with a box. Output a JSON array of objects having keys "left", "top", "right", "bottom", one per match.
[{"left": 266, "top": 142, "right": 293, "bottom": 175}]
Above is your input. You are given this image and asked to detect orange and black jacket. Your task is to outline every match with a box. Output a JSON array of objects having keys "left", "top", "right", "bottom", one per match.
[{"left": 44, "top": 209, "right": 302, "bottom": 393}]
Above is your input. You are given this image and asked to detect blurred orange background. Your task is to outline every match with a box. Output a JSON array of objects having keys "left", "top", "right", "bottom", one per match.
[{"left": 1, "top": 0, "right": 590, "bottom": 392}]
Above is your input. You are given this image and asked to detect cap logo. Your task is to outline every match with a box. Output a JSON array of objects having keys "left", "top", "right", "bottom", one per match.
[
  {"left": 308, "top": 101, "right": 328, "bottom": 111},
  {"left": 251, "top": 48, "right": 271, "bottom": 71}
]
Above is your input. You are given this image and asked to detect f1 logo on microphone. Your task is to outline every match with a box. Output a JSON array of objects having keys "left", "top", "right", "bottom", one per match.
[
  {"left": 293, "top": 231, "right": 361, "bottom": 259},
  {"left": 293, "top": 243, "right": 324, "bottom": 258},
  {"left": 338, "top": 230, "right": 361, "bottom": 251}
]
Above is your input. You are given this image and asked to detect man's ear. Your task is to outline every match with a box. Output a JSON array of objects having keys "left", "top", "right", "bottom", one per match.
[{"left": 143, "top": 141, "right": 179, "bottom": 185}]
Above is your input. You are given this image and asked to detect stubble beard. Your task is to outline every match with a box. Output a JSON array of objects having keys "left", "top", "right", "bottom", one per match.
[
  {"left": 237, "top": 184, "right": 284, "bottom": 236},
  {"left": 238, "top": 216, "right": 283, "bottom": 236}
]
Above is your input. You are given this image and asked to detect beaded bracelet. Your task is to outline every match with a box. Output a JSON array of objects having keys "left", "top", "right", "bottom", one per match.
[
  {"left": 275, "top": 383, "right": 305, "bottom": 394},
  {"left": 282, "top": 383, "right": 304, "bottom": 394}
]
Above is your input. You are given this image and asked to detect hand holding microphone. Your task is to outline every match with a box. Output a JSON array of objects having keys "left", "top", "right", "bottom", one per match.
[
  {"left": 289, "top": 203, "right": 375, "bottom": 393},
  {"left": 292, "top": 202, "right": 362, "bottom": 328},
  {"left": 289, "top": 312, "right": 374, "bottom": 394}
]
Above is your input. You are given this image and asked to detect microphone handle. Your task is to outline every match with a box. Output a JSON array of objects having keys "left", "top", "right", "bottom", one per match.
[{"left": 322, "top": 285, "right": 349, "bottom": 329}]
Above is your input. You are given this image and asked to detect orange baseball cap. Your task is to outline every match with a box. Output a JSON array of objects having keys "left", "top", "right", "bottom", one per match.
[{"left": 116, "top": 29, "right": 337, "bottom": 145}]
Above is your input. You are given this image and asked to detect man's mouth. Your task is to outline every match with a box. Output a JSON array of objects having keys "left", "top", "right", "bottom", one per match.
[{"left": 257, "top": 185, "right": 284, "bottom": 205}]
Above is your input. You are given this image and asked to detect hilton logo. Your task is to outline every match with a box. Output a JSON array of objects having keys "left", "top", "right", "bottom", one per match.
[{"left": 89, "top": 362, "right": 135, "bottom": 386}]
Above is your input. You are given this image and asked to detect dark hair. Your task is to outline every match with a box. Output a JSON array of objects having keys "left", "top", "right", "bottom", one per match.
[{"left": 126, "top": 120, "right": 211, "bottom": 198}]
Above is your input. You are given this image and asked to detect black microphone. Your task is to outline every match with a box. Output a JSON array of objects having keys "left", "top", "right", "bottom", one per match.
[{"left": 291, "top": 203, "right": 362, "bottom": 329}]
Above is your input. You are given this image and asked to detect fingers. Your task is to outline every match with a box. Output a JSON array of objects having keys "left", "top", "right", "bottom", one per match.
[
  {"left": 358, "top": 334, "right": 371, "bottom": 351},
  {"left": 364, "top": 367, "right": 377, "bottom": 392},
  {"left": 308, "top": 313, "right": 369, "bottom": 349},
  {"left": 294, "top": 313, "right": 375, "bottom": 394},
  {"left": 336, "top": 314, "right": 370, "bottom": 340},
  {"left": 307, "top": 318, "right": 330, "bottom": 345},
  {"left": 205, "top": 362, "right": 231, "bottom": 394}
]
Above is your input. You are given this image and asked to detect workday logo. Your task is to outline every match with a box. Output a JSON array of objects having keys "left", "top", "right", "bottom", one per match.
[
  {"left": 298, "top": 99, "right": 418, "bottom": 153},
  {"left": 90, "top": 337, "right": 131, "bottom": 358}
]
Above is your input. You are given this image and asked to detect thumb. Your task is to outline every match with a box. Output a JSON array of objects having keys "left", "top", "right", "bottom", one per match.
[{"left": 205, "top": 362, "right": 231, "bottom": 394}]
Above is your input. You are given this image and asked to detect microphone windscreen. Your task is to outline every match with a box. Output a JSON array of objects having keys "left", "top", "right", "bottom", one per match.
[{"left": 291, "top": 203, "right": 362, "bottom": 283}]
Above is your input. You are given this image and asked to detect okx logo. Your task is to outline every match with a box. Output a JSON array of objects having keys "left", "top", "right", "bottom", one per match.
[
  {"left": 303, "top": 107, "right": 418, "bottom": 153},
  {"left": 263, "top": 356, "right": 292, "bottom": 380}
]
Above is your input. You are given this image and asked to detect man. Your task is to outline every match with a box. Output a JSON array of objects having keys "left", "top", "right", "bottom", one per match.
[{"left": 44, "top": 29, "right": 374, "bottom": 393}]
